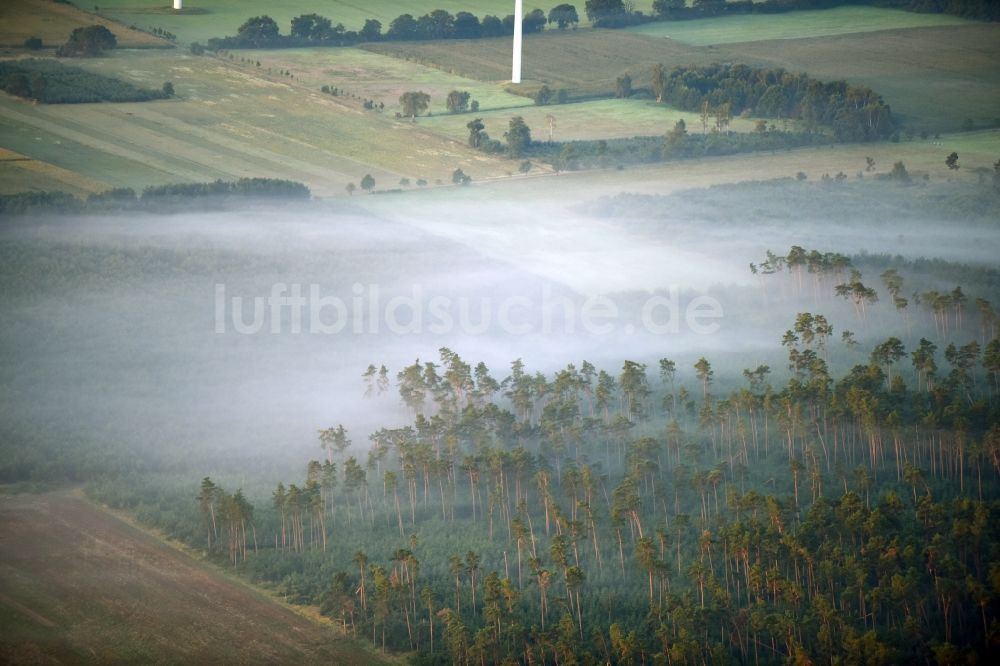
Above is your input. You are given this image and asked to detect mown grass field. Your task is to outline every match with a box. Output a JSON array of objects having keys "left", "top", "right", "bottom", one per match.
[
  {"left": 419, "top": 97, "right": 765, "bottom": 144},
  {"left": 626, "top": 5, "right": 972, "bottom": 45},
  {"left": 93, "top": 0, "right": 648, "bottom": 44},
  {"left": 0, "top": 49, "right": 516, "bottom": 196},
  {"left": 367, "top": 22, "right": 1000, "bottom": 131},
  {"left": 1, "top": 5, "right": 997, "bottom": 198},
  {"left": 248, "top": 47, "right": 533, "bottom": 117},
  {"left": 354, "top": 129, "right": 1000, "bottom": 203},
  {"left": 0, "top": 0, "right": 171, "bottom": 48}
]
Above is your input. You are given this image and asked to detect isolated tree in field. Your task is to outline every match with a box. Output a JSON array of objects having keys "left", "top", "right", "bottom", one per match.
[
  {"left": 651, "top": 64, "right": 666, "bottom": 103},
  {"left": 236, "top": 16, "right": 280, "bottom": 46},
  {"left": 615, "top": 74, "right": 632, "bottom": 99},
  {"left": 504, "top": 116, "right": 532, "bottom": 158},
  {"left": 549, "top": 4, "right": 580, "bottom": 29},
  {"left": 452, "top": 168, "right": 471, "bottom": 186},
  {"left": 466, "top": 118, "right": 485, "bottom": 148},
  {"left": 399, "top": 91, "right": 430, "bottom": 120},
  {"left": 360, "top": 174, "right": 376, "bottom": 193},
  {"left": 889, "top": 160, "right": 911, "bottom": 183},
  {"left": 58, "top": 25, "right": 117, "bottom": 56},
  {"left": 946, "top": 152, "right": 960, "bottom": 170},
  {"left": 446, "top": 90, "right": 471, "bottom": 113},
  {"left": 534, "top": 85, "right": 553, "bottom": 106},
  {"left": 346, "top": 182, "right": 356, "bottom": 196}
]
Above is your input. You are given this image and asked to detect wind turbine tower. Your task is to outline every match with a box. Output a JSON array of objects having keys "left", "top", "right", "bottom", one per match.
[{"left": 512, "top": 0, "right": 523, "bottom": 83}]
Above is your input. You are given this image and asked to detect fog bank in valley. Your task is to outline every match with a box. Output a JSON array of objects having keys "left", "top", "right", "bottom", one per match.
[{"left": 1, "top": 181, "right": 997, "bottom": 488}]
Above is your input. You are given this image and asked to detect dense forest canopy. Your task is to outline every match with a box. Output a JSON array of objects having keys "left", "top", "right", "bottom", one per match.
[{"left": 657, "top": 64, "right": 896, "bottom": 142}]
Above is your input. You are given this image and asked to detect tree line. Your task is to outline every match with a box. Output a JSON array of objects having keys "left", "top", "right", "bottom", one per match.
[
  {"left": 0, "top": 178, "right": 310, "bottom": 216},
  {"left": 206, "top": 6, "right": 570, "bottom": 51},
  {"left": 188, "top": 251, "right": 1000, "bottom": 664},
  {"left": 0, "top": 59, "right": 172, "bottom": 104}
]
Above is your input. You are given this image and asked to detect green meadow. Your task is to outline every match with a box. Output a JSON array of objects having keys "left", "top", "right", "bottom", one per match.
[
  {"left": 418, "top": 97, "right": 764, "bottom": 144},
  {"left": 626, "top": 5, "right": 972, "bottom": 45}
]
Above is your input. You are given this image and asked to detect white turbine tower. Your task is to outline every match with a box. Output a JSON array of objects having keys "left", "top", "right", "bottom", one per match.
[{"left": 511, "top": 0, "right": 523, "bottom": 83}]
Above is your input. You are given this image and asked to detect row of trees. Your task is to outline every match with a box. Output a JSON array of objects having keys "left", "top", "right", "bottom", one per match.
[
  {"left": 466, "top": 113, "right": 829, "bottom": 169},
  {"left": 0, "top": 178, "right": 310, "bottom": 216},
  {"left": 209, "top": 6, "right": 582, "bottom": 50}
]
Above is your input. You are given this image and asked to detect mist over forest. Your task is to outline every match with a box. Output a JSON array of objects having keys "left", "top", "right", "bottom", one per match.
[
  {"left": 2, "top": 1, "right": 1000, "bottom": 663},
  {"left": 1, "top": 177, "right": 995, "bottom": 483}
]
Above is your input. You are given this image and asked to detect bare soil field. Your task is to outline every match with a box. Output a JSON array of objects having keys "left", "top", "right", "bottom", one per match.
[
  {"left": 0, "top": 489, "right": 388, "bottom": 665},
  {"left": 711, "top": 24, "right": 1000, "bottom": 131},
  {"left": 0, "top": 0, "right": 171, "bottom": 49}
]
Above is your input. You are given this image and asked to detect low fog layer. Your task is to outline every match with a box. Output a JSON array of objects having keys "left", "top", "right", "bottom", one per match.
[{"left": 1, "top": 183, "right": 997, "bottom": 486}]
